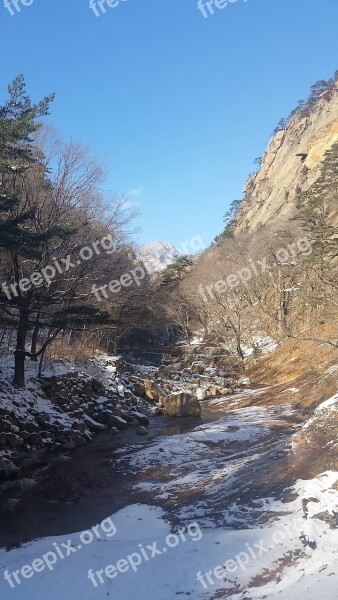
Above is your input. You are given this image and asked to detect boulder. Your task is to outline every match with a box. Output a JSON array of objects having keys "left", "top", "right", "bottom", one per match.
[
  {"left": 129, "top": 411, "right": 149, "bottom": 426},
  {"left": 91, "top": 378, "right": 106, "bottom": 396},
  {"left": 6, "top": 433, "right": 24, "bottom": 448},
  {"left": 27, "top": 433, "right": 43, "bottom": 446},
  {"left": 108, "top": 415, "right": 128, "bottom": 430},
  {"left": 144, "top": 380, "right": 165, "bottom": 402},
  {"left": 110, "top": 427, "right": 120, "bottom": 435},
  {"left": 136, "top": 426, "right": 149, "bottom": 435},
  {"left": 162, "top": 392, "right": 201, "bottom": 417},
  {"left": 94, "top": 410, "right": 128, "bottom": 430},
  {"left": 157, "top": 366, "right": 172, "bottom": 381},
  {"left": 238, "top": 376, "right": 251, "bottom": 386},
  {"left": 196, "top": 388, "right": 206, "bottom": 400}
]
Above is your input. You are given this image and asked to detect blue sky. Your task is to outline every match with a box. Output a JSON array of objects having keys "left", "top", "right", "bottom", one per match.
[{"left": 0, "top": 0, "right": 337, "bottom": 248}]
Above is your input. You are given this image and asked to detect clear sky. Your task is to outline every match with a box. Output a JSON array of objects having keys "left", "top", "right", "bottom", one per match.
[{"left": 0, "top": 0, "right": 337, "bottom": 248}]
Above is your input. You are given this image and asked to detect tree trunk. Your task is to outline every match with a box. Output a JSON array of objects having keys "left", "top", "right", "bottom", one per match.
[
  {"left": 13, "top": 309, "right": 29, "bottom": 387},
  {"left": 30, "top": 312, "right": 40, "bottom": 361},
  {"left": 38, "top": 347, "right": 46, "bottom": 378},
  {"left": 236, "top": 335, "right": 244, "bottom": 360}
]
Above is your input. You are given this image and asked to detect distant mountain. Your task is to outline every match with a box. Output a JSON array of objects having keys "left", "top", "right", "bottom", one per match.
[{"left": 137, "top": 241, "right": 179, "bottom": 274}]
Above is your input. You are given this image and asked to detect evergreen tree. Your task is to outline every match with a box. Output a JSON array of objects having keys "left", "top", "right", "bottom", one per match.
[
  {"left": 293, "top": 142, "right": 338, "bottom": 309},
  {"left": 0, "top": 77, "right": 57, "bottom": 386},
  {"left": 294, "top": 142, "right": 338, "bottom": 260},
  {"left": 221, "top": 199, "right": 242, "bottom": 239}
]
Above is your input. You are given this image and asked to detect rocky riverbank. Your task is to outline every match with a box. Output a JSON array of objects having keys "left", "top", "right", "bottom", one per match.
[
  {"left": 0, "top": 354, "right": 153, "bottom": 481},
  {"left": 0, "top": 344, "right": 252, "bottom": 482}
]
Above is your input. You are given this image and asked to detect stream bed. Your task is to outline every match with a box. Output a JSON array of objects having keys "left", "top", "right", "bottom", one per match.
[{"left": 0, "top": 400, "right": 300, "bottom": 549}]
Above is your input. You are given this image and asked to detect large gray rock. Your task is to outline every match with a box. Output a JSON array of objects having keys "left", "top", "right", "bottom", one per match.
[
  {"left": 82, "top": 414, "right": 107, "bottom": 431},
  {"left": 162, "top": 392, "right": 201, "bottom": 417},
  {"left": 94, "top": 410, "right": 128, "bottom": 430}
]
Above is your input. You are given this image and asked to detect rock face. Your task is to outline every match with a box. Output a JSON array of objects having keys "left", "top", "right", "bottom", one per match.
[
  {"left": 161, "top": 392, "right": 201, "bottom": 417},
  {"left": 234, "top": 78, "right": 338, "bottom": 232}
]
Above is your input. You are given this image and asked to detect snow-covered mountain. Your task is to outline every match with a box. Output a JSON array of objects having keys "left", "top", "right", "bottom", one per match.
[{"left": 137, "top": 241, "right": 179, "bottom": 274}]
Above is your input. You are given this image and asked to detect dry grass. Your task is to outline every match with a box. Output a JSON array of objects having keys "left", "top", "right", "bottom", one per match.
[{"left": 245, "top": 318, "right": 338, "bottom": 409}]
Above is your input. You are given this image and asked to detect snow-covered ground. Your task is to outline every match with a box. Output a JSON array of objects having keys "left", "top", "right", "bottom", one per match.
[
  {"left": 1, "top": 467, "right": 337, "bottom": 599},
  {"left": 1, "top": 352, "right": 338, "bottom": 600},
  {"left": 0, "top": 351, "right": 121, "bottom": 426}
]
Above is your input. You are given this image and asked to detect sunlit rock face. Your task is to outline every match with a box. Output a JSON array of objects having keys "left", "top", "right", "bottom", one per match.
[{"left": 136, "top": 241, "right": 179, "bottom": 274}]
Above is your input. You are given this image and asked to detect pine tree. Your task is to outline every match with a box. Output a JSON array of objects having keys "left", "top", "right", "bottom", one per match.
[
  {"left": 294, "top": 142, "right": 338, "bottom": 258},
  {"left": 0, "top": 76, "right": 57, "bottom": 386},
  {"left": 293, "top": 142, "right": 338, "bottom": 309}
]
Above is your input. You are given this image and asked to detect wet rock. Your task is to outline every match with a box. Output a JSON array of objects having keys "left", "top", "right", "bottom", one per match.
[
  {"left": 129, "top": 411, "right": 149, "bottom": 426},
  {"left": 162, "top": 392, "right": 201, "bottom": 417},
  {"left": 82, "top": 414, "right": 107, "bottom": 431},
  {"left": 93, "top": 410, "right": 128, "bottom": 429},
  {"left": 110, "top": 427, "right": 120, "bottom": 435},
  {"left": 108, "top": 415, "right": 128, "bottom": 431},
  {"left": 82, "top": 431, "right": 93, "bottom": 442},
  {"left": 136, "top": 426, "right": 149, "bottom": 435}
]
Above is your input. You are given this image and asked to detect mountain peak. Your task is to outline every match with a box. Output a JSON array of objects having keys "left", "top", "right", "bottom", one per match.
[{"left": 137, "top": 241, "right": 179, "bottom": 274}]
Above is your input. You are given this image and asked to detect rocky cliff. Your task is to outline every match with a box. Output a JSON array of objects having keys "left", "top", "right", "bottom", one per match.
[{"left": 234, "top": 78, "right": 338, "bottom": 232}]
